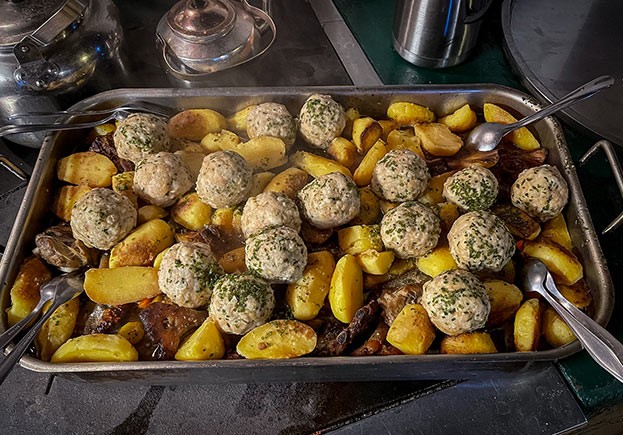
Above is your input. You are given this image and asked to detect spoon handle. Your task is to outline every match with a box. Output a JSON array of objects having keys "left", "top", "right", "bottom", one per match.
[
  {"left": 510, "top": 75, "right": 615, "bottom": 131},
  {"left": 0, "top": 112, "right": 117, "bottom": 138},
  {"left": 0, "top": 298, "right": 64, "bottom": 385},
  {"left": 0, "top": 300, "right": 46, "bottom": 351},
  {"left": 542, "top": 272, "right": 623, "bottom": 383}
]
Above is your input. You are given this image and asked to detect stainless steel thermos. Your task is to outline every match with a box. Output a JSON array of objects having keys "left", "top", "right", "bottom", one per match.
[{"left": 392, "top": 0, "right": 492, "bottom": 68}]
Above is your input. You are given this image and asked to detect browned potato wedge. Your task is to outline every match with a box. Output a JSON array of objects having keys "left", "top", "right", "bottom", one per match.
[
  {"left": 387, "top": 304, "right": 436, "bottom": 354},
  {"left": 6, "top": 257, "right": 52, "bottom": 326},
  {"left": 438, "top": 104, "right": 477, "bottom": 132},
  {"left": 356, "top": 249, "right": 394, "bottom": 275},
  {"left": 414, "top": 123, "right": 463, "bottom": 157},
  {"left": 286, "top": 250, "right": 336, "bottom": 321},
  {"left": 290, "top": 150, "right": 352, "bottom": 178},
  {"left": 483, "top": 103, "right": 540, "bottom": 151},
  {"left": 248, "top": 171, "right": 275, "bottom": 197},
  {"left": 328, "top": 137, "right": 359, "bottom": 169},
  {"left": 175, "top": 318, "right": 225, "bottom": 360},
  {"left": 338, "top": 225, "right": 383, "bottom": 255},
  {"left": 484, "top": 279, "right": 523, "bottom": 327},
  {"left": 514, "top": 298, "right": 541, "bottom": 351},
  {"left": 111, "top": 171, "right": 137, "bottom": 206},
  {"left": 387, "top": 102, "right": 435, "bottom": 126},
  {"left": 51, "top": 334, "right": 138, "bottom": 363},
  {"left": 437, "top": 202, "right": 460, "bottom": 232},
  {"left": 342, "top": 107, "right": 361, "bottom": 139},
  {"left": 227, "top": 105, "right": 256, "bottom": 134},
  {"left": 171, "top": 192, "right": 212, "bottom": 231},
  {"left": 378, "top": 119, "right": 398, "bottom": 140},
  {"left": 352, "top": 117, "right": 383, "bottom": 154},
  {"left": 329, "top": 254, "right": 364, "bottom": 323},
  {"left": 168, "top": 108, "right": 227, "bottom": 141},
  {"left": 52, "top": 185, "right": 92, "bottom": 221},
  {"left": 558, "top": 280, "right": 592, "bottom": 309},
  {"left": 36, "top": 297, "right": 80, "bottom": 361},
  {"left": 174, "top": 150, "right": 205, "bottom": 181},
  {"left": 57, "top": 151, "right": 118, "bottom": 187},
  {"left": 353, "top": 139, "right": 388, "bottom": 186},
  {"left": 211, "top": 206, "right": 243, "bottom": 236},
  {"left": 416, "top": 245, "right": 458, "bottom": 278},
  {"left": 263, "top": 167, "right": 308, "bottom": 199},
  {"left": 493, "top": 204, "right": 541, "bottom": 241},
  {"left": 137, "top": 204, "right": 168, "bottom": 225},
  {"left": 419, "top": 171, "right": 455, "bottom": 205},
  {"left": 117, "top": 321, "right": 145, "bottom": 345},
  {"left": 237, "top": 320, "right": 317, "bottom": 359},
  {"left": 218, "top": 246, "right": 247, "bottom": 273},
  {"left": 522, "top": 239, "right": 583, "bottom": 285},
  {"left": 84, "top": 266, "right": 161, "bottom": 305},
  {"left": 109, "top": 219, "right": 174, "bottom": 268},
  {"left": 541, "top": 214, "right": 573, "bottom": 251},
  {"left": 542, "top": 306, "right": 576, "bottom": 347},
  {"left": 220, "top": 135, "right": 287, "bottom": 171},
  {"left": 440, "top": 332, "right": 498, "bottom": 354},
  {"left": 385, "top": 128, "right": 425, "bottom": 158},
  {"left": 351, "top": 187, "right": 381, "bottom": 225},
  {"left": 200, "top": 129, "right": 241, "bottom": 153},
  {"left": 153, "top": 247, "right": 169, "bottom": 270}
]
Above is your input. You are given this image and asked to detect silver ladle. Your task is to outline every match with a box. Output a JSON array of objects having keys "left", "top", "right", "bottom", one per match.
[
  {"left": 522, "top": 258, "right": 623, "bottom": 383},
  {"left": 465, "top": 75, "right": 615, "bottom": 152}
]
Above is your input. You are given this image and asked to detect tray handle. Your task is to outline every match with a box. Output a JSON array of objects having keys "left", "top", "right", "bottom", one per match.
[{"left": 578, "top": 140, "right": 623, "bottom": 234}]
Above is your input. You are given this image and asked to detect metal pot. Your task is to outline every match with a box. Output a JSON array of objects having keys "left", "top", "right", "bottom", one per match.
[
  {"left": 156, "top": 0, "right": 276, "bottom": 80},
  {"left": 0, "top": 0, "right": 123, "bottom": 146}
]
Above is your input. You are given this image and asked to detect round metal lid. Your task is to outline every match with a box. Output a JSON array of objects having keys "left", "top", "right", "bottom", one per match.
[
  {"left": 502, "top": 0, "right": 623, "bottom": 146},
  {"left": 0, "top": 0, "right": 67, "bottom": 46},
  {"left": 168, "top": 0, "right": 236, "bottom": 41}
]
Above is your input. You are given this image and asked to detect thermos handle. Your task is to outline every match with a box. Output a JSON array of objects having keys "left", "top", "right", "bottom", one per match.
[{"left": 464, "top": 0, "right": 493, "bottom": 24}]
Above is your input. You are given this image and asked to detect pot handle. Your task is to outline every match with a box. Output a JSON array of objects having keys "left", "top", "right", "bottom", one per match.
[{"left": 242, "top": 0, "right": 275, "bottom": 36}]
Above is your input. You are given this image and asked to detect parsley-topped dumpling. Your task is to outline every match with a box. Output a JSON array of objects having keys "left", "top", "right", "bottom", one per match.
[
  {"left": 196, "top": 150, "right": 253, "bottom": 208},
  {"left": 447, "top": 210, "right": 515, "bottom": 272},
  {"left": 371, "top": 149, "right": 430, "bottom": 202},
  {"left": 298, "top": 94, "right": 346, "bottom": 149},
  {"left": 443, "top": 165, "right": 498, "bottom": 211},
  {"left": 245, "top": 226, "right": 307, "bottom": 283},
  {"left": 421, "top": 269, "right": 490, "bottom": 336},
  {"left": 241, "top": 191, "right": 302, "bottom": 239},
  {"left": 113, "top": 113, "right": 169, "bottom": 163},
  {"left": 380, "top": 201, "right": 440, "bottom": 259},
  {"left": 209, "top": 273, "right": 275, "bottom": 335},
  {"left": 246, "top": 102, "right": 297, "bottom": 147},
  {"left": 157, "top": 242, "right": 224, "bottom": 308},
  {"left": 133, "top": 152, "right": 193, "bottom": 207},
  {"left": 511, "top": 164, "right": 569, "bottom": 222}
]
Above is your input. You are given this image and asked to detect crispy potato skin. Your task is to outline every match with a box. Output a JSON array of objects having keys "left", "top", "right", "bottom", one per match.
[
  {"left": 237, "top": 320, "right": 317, "bottom": 359},
  {"left": 440, "top": 331, "right": 498, "bottom": 354}
]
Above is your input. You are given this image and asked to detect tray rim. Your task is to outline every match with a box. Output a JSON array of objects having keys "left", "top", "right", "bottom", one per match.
[{"left": 0, "top": 84, "right": 613, "bottom": 380}]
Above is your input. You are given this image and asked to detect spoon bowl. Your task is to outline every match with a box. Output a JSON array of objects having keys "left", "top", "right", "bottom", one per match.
[{"left": 465, "top": 75, "right": 615, "bottom": 152}]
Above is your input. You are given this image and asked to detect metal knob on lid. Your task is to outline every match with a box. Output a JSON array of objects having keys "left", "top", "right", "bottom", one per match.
[{"left": 156, "top": 0, "right": 276, "bottom": 79}]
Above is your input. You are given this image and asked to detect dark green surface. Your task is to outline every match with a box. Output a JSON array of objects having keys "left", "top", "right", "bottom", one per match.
[{"left": 335, "top": 0, "right": 623, "bottom": 412}]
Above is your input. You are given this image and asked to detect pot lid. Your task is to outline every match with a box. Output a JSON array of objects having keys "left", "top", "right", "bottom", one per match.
[
  {"left": 168, "top": 0, "right": 236, "bottom": 41},
  {"left": 0, "top": 0, "right": 68, "bottom": 47}
]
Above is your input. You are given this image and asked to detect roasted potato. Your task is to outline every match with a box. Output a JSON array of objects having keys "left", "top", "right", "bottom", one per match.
[
  {"left": 199, "top": 129, "right": 241, "bottom": 153},
  {"left": 414, "top": 123, "right": 463, "bottom": 157},
  {"left": 385, "top": 128, "right": 425, "bottom": 158},
  {"left": 52, "top": 185, "right": 92, "bottom": 221},
  {"left": 437, "top": 202, "right": 461, "bottom": 232},
  {"left": 386, "top": 304, "right": 436, "bottom": 354},
  {"left": 220, "top": 135, "right": 287, "bottom": 171},
  {"left": 328, "top": 137, "right": 359, "bottom": 169},
  {"left": 484, "top": 279, "right": 523, "bottom": 327},
  {"left": 36, "top": 297, "right": 80, "bottom": 361},
  {"left": 483, "top": 103, "right": 540, "bottom": 151},
  {"left": 171, "top": 192, "right": 213, "bottom": 231},
  {"left": 51, "top": 333, "right": 139, "bottom": 363},
  {"left": 416, "top": 245, "right": 458, "bottom": 278},
  {"left": 237, "top": 320, "right": 317, "bottom": 359},
  {"left": 558, "top": 280, "right": 592, "bottom": 309},
  {"left": 6, "top": 257, "right": 52, "bottom": 326},
  {"left": 290, "top": 150, "right": 352, "bottom": 178},
  {"left": 248, "top": 171, "right": 275, "bottom": 197},
  {"left": 174, "top": 150, "right": 205, "bottom": 181},
  {"left": 137, "top": 204, "right": 168, "bottom": 225},
  {"left": 540, "top": 213, "right": 573, "bottom": 251},
  {"left": 111, "top": 171, "right": 137, "bottom": 206},
  {"left": 378, "top": 119, "right": 398, "bottom": 140},
  {"left": 493, "top": 204, "right": 541, "bottom": 241},
  {"left": 117, "top": 321, "right": 145, "bottom": 345},
  {"left": 351, "top": 186, "right": 381, "bottom": 225},
  {"left": 521, "top": 239, "right": 583, "bottom": 285},
  {"left": 438, "top": 104, "right": 477, "bottom": 132},
  {"left": 329, "top": 254, "right": 364, "bottom": 323},
  {"left": 337, "top": 225, "right": 383, "bottom": 255},
  {"left": 351, "top": 117, "right": 383, "bottom": 154},
  {"left": 211, "top": 206, "right": 243, "bottom": 236},
  {"left": 353, "top": 139, "right": 388, "bottom": 186},
  {"left": 514, "top": 298, "right": 541, "bottom": 351},
  {"left": 227, "top": 104, "right": 257, "bottom": 134},
  {"left": 440, "top": 332, "right": 498, "bottom": 354},
  {"left": 419, "top": 171, "right": 455, "bottom": 205},
  {"left": 286, "top": 250, "right": 336, "bottom": 321},
  {"left": 342, "top": 107, "right": 361, "bottom": 139},
  {"left": 263, "top": 167, "right": 308, "bottom": 199},
  {"left": 387, "top": 101, "right": 435, "bottom": 126},
  {"left": 167, "top": 108, "right": 227, "bottom": 141},
  {"left": 175, "top": 318, "right": 225, "bottom": 360},
  {"left": 218, "top": 246, "right": 246, "bottom": 273},
  {"left": 84, "top": 266, "right": 161, "bottom": 305},
  {"left": 109, "top": 219, "right": 174, "bottom": 268},
  {"left": 356, "top": 249, "right": 395, "bottom": 275},
  {"left": 57, "top": 151, "right": 118, "bottom": 187},
  {"left": 542, "top": 306, "right": 576, "bottom": 347}
]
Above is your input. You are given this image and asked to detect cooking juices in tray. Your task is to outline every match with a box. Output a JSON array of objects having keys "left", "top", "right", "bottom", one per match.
[{"left": 0, "top": 87, "right": 611, "bottom": 381}]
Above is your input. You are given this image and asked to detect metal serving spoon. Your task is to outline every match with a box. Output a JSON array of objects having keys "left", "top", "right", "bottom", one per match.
[
  {"left": 465, "top": 75, "right": 615, "bottom": 152},
  {"left": 0, "top": 269, "right": 85, "bottom": 385},
  {"left": 523, "top": 259, "right": 623, "bottom": 383}
]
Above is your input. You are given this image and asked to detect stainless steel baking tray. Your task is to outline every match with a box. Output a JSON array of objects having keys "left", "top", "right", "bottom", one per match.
[{"left": 0, "top": 85, "right": 614, "bottom": 384}]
